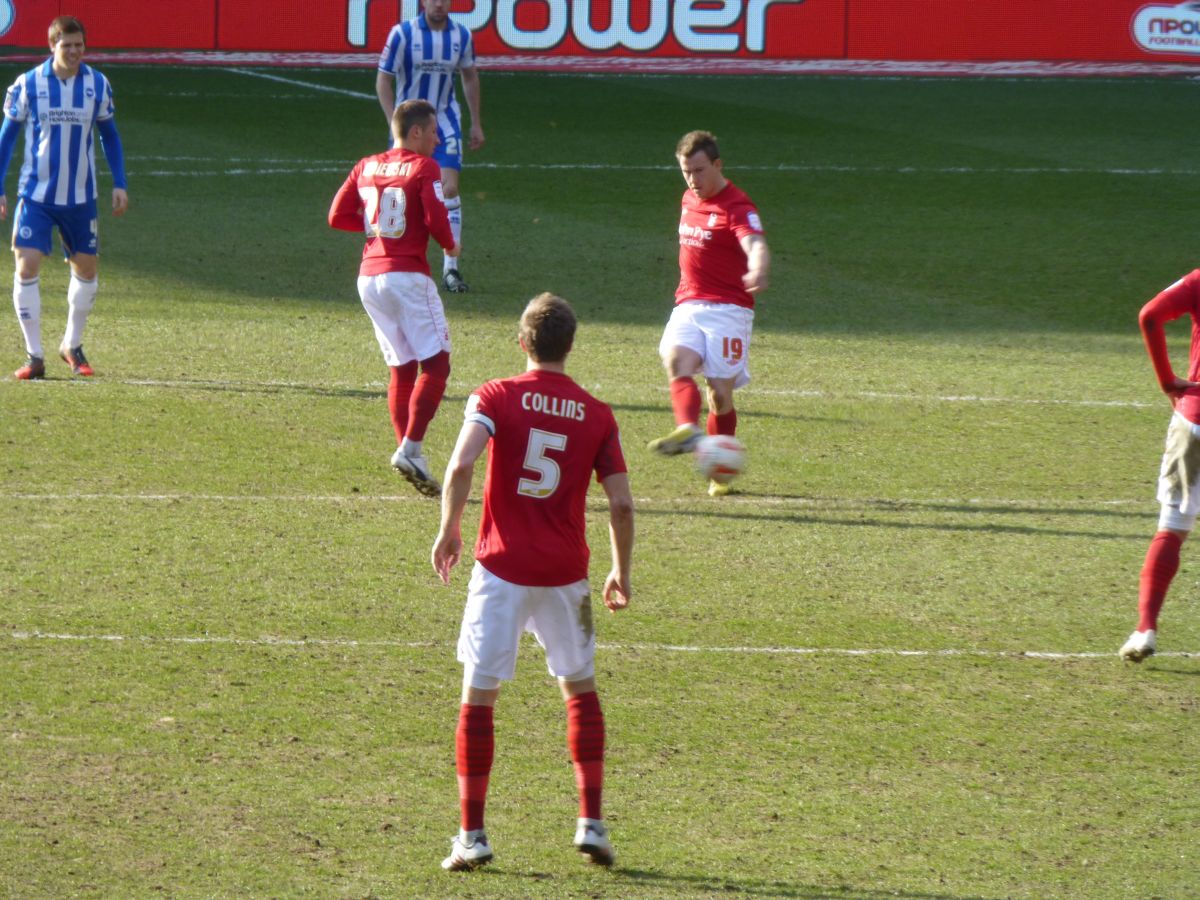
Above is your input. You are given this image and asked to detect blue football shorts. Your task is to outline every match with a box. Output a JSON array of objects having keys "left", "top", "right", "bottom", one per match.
[
  {"left": 433, "top": 124, "right": 463, "bottom": 172},
  {"left": 12, "top": 197, "right": 99, "bottom": 258}
]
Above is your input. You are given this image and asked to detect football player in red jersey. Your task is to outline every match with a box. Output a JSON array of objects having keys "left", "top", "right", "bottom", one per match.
[
  {"left": 431, "top": 293, "right": 634, "bottom": 871},
  {"left": 329, "top": 99, "right": 460, "bottom": 497},
  {"left": 648, "top": 130, "right": 771, "bottom": 496},
  {"left": 1119, "top": 270, "right": 1200, "bottom": 662}
]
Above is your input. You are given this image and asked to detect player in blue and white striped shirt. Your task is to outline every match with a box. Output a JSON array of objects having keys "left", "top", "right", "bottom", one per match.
[
  {"left": 0, "top": 16, "right": 128, "bottom": 380},
  {"left": 376, "top": 0, "right": 483, "bottom": 294}
]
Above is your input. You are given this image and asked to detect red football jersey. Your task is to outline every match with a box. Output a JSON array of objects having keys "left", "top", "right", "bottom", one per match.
[
  {"left": 328, "top": 147, "right": 455, "bottom": 277},
  {"left": 466, "top": 370, "right": 627, "bottom": 587},
  {"left": 675, "top": 181, "right": 765, "bottom": 310},
  {"left": 1141, "top": 269, "right": 1200, "bottom": 424}
]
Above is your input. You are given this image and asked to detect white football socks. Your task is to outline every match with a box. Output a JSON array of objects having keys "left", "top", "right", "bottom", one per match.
[
  {"left": 444, "top": 195, "right": 462, "bottom": 273},
  {"left": 64, "top": 273, "right": 98, "bottom": 350},
  {"left": 13, "top": 275, "right": 42, "bottom": 358}
]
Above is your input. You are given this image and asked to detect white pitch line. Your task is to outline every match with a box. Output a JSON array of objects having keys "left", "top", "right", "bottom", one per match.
[
  {"left": 6, "top": 631, "right": 1193, "bottom": 659},
  {"left": 1, "top": 491, "right": 1144, "bottom": 509},
  {"left": 220, "top": 66, "right": 375, "bottom": 100},
  {"left": 107, "top": 376, "right": 1155, "bottom": 410},
  {"left": 124, "top": 160, "right": 1200, "bottom": 179}
]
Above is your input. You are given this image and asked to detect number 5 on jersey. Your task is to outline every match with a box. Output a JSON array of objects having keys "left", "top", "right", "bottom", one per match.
[{"left": 518, "top": 429, "right": 568, "bottom": 498}]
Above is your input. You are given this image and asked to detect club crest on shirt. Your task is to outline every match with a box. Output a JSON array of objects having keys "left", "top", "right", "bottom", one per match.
[{"left": 707, "top": 213, "right": 719, "bottom": 227}]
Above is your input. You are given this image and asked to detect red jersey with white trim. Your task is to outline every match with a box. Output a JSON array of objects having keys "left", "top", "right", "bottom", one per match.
[
  {"left": 676, "top": 180, "right": 764, "bottom": 310},
  {"left": 328, "top": 147, "right": 455, "bottom": 277},
  {"left": 465, "top": 370, "right": 627, "bottom": 587},
  {"left": 1141, "top": 269, "right": 1200, "bottom": 424}
]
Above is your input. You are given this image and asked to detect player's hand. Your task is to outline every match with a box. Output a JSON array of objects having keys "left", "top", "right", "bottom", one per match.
[
  {"left": 0, "top": 194, "right": 7, "bottom": 221},
  {"left": 1165, "top": 376, "right": 1200, "bottom": 408},
  {"left": 743, "top": 268, "right": 768, "bottom": 293},
  {"left": 450, "top": 242, "right": 463, "bottom": 258},
  {"left": 469, "top": 124, "right": 484, "bottom": 152},
  {"left": 602, "top": 570, "right": 631, "bottom": 612},
  {"left": 112, "top": 188, "right": 128, "bottom": 217},
  {"left": 432, "top": 532, "right": 462, "bottom": 585}
]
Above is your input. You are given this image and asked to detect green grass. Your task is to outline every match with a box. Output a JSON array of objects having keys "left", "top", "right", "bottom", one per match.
[{"left": 2, "top": 67, "right": 1199, "bottom": 897}]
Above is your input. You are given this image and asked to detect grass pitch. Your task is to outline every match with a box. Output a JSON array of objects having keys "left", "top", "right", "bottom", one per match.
[{"left": 1, "top": 66, "right": 1198, "bottom": 897}]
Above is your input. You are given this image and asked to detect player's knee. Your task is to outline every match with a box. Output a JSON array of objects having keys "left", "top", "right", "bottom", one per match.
[
  {"left": 465, "top": 665, "right": 501, "bottom": 691},
  {"left": 1158, "top": 504, "right": 1196, "bottom": 534}
]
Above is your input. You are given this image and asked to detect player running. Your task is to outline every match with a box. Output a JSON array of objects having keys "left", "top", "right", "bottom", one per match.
[
  {"left": 432, "top": 293, "right": 634, "bottom": 871},
  {"left": 328, "top": 99, "right": 460, "bottom": 497},
  {"left": 648, "top": 130, "right": 770, "bottom": 496},
  {"left": 377, "top": 0, "right": 483, "bottom": 294},
  {"left": 0, "top": 16, "right": 129, "bottom": 380},
  {"left": 1119, "top": 269, "right": 1200, "bottom": 662}
]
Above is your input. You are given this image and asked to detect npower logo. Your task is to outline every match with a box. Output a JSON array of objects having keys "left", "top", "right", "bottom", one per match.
[
  {"left": 1132, "top": 1, "right": 1200, "bottom": 54},
  {"left": 348, "top": 0, "right": 804, "bottom": 53}
]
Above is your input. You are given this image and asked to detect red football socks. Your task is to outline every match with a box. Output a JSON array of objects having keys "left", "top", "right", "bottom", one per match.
[
  {"left": 566, "top": 691, "right": 605, "bottom": 821},
  {"left": 1138, "top": 530, "right": 1184, "bottom": 632},
  {"left": 407, "top": 352, "right": 450, "bottom": 442},
  {"left": 387, "top": 362, "right": 418, "bottom": 444},
  {"left": 707, "top": 408, "right": 737, "bottom": 436},
  {"left": 456, "top": 704, "right": 494, "bottom": 831},
  {"left": 670, "top": 376, "right": 702, "bottom": 427}
]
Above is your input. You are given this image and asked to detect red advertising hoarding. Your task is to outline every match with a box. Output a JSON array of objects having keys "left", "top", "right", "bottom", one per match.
[{"left": 2, "top": 0, "right": 1198, "bottom": 67}]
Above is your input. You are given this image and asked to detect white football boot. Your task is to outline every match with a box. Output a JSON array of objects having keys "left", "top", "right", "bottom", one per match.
[
  {"left": 441, "top": 829, "right": 493, "bottom": 871},
  {"left": 573, "top": 817, "right": 615, "bottom": 866},
  {"left": 1119, "top": 629, "right": 1156, "bottom": 663},
  {"left": 391, "top": 447, "right": 442, "bottom": 498}
]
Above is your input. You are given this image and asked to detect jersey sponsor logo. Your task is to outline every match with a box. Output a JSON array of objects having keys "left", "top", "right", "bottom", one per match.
[
  {"left": 1132, "top": 2, "right": 1200, "bottom": 54},
  {"left": 521, "top": 391, "right": 586, "bottom": 421},
  {"left": 679, "top": 221, "right": 713, "bottom": 246},
  {"left": 44, "top": 108, "right": 89, "bottom": 126}
]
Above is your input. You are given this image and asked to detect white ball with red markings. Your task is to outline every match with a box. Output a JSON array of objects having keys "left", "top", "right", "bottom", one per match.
[{"left": 694, "top": 435, "right": 746, "bottom": 484}]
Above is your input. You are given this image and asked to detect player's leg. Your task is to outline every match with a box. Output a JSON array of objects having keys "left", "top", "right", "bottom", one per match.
[
  {"left": 60, "top": 252, "right": 98, "bottom": 376},
  {"left": 391, "top": 274, "right": 451, "bottom": 496},
  {"left": 1122, "top": 414, "right": 1198, "bottom": 661},
  {"left": 357, "top": 273, "right": 421, "bottom": 467},
  {"left": 387, "top": 361, "right": 419, "bottom": 444},
  {"left": 11, "top": 199, "right": 53, "bottom": 379},
  {"left": 704, "top": 377, "right": 737, "bottom": 435},
  {"left": 649, "top": 306, "right": 706, "bottom": 454},
  {"left": 559, "top": 674, "right": 615, "bottom": 866},
  {"left": 12, "top": 246, "right": 46, "bottom": 379},
  {"left": 437, "top": 147, "right": 468, "bottom": 293},
  {"left": 529, "top": 580, "right": 615, "bottom": 866},
  {"left": 444, "top": 565, "right": 527, "bottom": 871},
  {"left": 698, "top": 306, "right": 753, "bottom": 495},
  {"left": 54, "top": 200, "right": 101, "bottom": 376}
]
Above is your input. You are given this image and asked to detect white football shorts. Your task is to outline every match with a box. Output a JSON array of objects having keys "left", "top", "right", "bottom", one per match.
[
  {"left": 457, "top": 562, "right": 595, "bottom": 681},
  {"left": 1157, "top": 412, "right": 1200, "bottom": 529},
  {"left": 659, "top": 300, "right": 754, "bottom": 387},
  {"left": 356, "top": 271, "right": 451, "bottom": 366}
]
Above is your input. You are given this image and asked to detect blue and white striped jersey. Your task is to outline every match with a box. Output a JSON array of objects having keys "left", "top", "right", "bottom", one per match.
[
  {"left": 378, "top": 14, "right": 476, "bottom": 142},
  {"left": 2, "top": 59, "right": 116, "bottom": 207}
]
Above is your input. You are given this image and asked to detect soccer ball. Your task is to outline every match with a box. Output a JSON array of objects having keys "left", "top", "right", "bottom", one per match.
[{"left": 694, "top": 435, "right": 746, "bottom": 485}]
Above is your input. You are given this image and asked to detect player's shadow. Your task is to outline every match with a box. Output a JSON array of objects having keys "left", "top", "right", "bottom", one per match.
[
  {"left": 632, "top": 500, "right": 1142, "bottom": 542},
  {"left": 760, "top": 495, "right": 1148, "bottom": 522},
  {"left": 611, "top": 868, "right": 996, "bottom": 899},
  {"left": 118, "top": 376, "right": 382, "bottom": 402}
]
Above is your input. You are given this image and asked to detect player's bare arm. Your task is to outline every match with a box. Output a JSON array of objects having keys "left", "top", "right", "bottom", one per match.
[
  {"left": 600, "top": 472, "right": 634, "bottom": 611},
  {"left": 741, "top": 233, "right": 770, "bottom": 294},
  {"left": 375, "top": 70, "right": 397, "bottom": 126},
  {"left": 461, "top": 67, "right": 484, "bottom": 151},
  {"left": 432, "top": 421, "right": 490, "bottom": 583}
]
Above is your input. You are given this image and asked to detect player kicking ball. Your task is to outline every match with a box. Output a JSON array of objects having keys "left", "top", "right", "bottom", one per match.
[
  {"left": 432, "top": 293, "right": 634, "bottom": 871},
  {"left": 648, "top": 130, "right": 770, "bottom": 497},
  {"left": 329, "top": 99, "right": 460, "bottom": 497}
]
